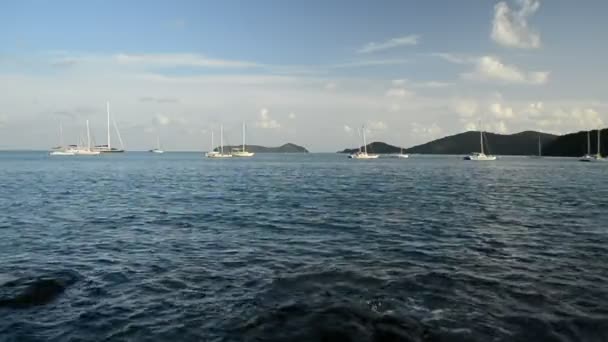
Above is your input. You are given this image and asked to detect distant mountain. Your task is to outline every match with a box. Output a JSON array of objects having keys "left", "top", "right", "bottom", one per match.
[
  {"left": 338, "top": 131, "right": 559, "bottom": 155},
  {"left": 220, "top": 143, "right": 308, "bottom": 153},
  {"left": 542, "top": 129, "right": 607, "bottom": 157}
]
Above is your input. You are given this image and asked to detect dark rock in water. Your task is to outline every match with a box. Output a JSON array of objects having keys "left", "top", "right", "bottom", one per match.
[{"left": 0, "top": 272, "right": 79, "bottom": 309}]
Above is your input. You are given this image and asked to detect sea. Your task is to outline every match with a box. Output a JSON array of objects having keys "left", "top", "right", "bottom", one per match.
[{"left": 1, "top": 152, "right": 607, "bottom": 342}]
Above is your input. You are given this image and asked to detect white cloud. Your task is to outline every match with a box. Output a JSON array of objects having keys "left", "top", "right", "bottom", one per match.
[
  {"left": 494, "top": 120, "right": 509, "bottom": 133},
  {"left": 114, "top": 53, "right": 258, "bottom": 68},
  {"left": 368, "top": 121, "right": 388, "bottom": 131},
  {"left": 492, "top": 0, "right": 541, "bottom": 49},
  {"left": 490, "top": 103, "right": 515, "bottom": 119},
  {"left": 256, "top": 108, "right": 280, "bottom": 129},
  {"left": 392, "top": 79, "right": 406, "bottom": 86},
  {"left": 411, "top": 122, "right": 442, "bottom": 139},
  {"left": 325, "top": 82, "right": 337, "bottom": 90},
  {"left": 343, "top": 125, "right": 354, "bottom": 134},
  {"left": 156, "top": 113, "right": 171, "bottom": 126},
  {"left": 452, "top": 99, "right": 478, "bottom": 118},
  {"left": 357, "top": 35, "right": 419, "bottom": 53},
  {"left": 385, "top": 88, "right": 413, "bottom": 98},
  {"left": 288, "top": 112, "right": 296, "bottom": 119},
  {"left": 463, "top": 56, "right": 549, "bottom": 85},
  {"left": 430, "top": 53, "right": 471, "bottom": 64},
  {"left": 331, "top": 59, "right": 410, "bottom": 68}
]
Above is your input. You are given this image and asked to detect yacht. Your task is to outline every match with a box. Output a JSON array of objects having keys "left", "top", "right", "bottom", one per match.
[
  {"left": 580, "top": 129, "right": 605, "bottom": 162},
  {"left": 207, "top": 125, "right": 232, "bottom": 158},
  {"left": 94, "top": 102, "right": 125, "bottom": 153},
  {"left": 231, "top": 122, "right": 255, "bottom": 157},
  {"left": 349, "top": 126, "right": 379, "bottom": 159},
  {"left": 73, "top": 120, "right": 101, "bottom": 155},
  {"left": 149, "top": 134, "right": 164, "bottom": 154},
  {"left": 464, "top": 128, "right": 496, "bottom": 161},
  {"left": 49, "top": 122, "right": 76, "bottom": 156}
]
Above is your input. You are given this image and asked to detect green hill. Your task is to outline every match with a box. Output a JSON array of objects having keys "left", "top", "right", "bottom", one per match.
[{"left": 219, "top": 143, "right": 308, "bottom": 153}]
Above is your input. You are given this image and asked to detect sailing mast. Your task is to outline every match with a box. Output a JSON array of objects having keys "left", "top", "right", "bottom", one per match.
[
  {"left": 220, "top": 124, "right": 224, "bottom": 154},
  {"left": 587, "top": 131, "right": 591, "bottom": 156},
  {"left": 211, "top": 131, "right": 214, "bottom": 152},
  {"left": 598, "top": 129, "right": 602, "bottom": 158},
  {"left": 86, "top": 120, "right": 91, "bottom": 150},
  {"left": 107, "top": 101, "right": 111, "bottom": 150},
  {"left": 242, "top": 122, "right": 246, "bottom": 152},
  {"left": 362, "top": 126, "right": 368, "bottom": 155},
  {"left": 538, "top": 135, "right": 542, "bottom": 156}
]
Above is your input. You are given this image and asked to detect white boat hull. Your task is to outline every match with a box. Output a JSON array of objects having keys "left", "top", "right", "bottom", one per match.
[
  {"left": 207, "top": 153, "right": 232, "bottom": 158},
  {"left": 150, "top": 149, "right": 164, "bottom": 154},
  {"left": 49, "top": 150, "right": 75, "bottom": 156},
  {"left": 464, "top": 153, "right": 496, "bottom": 161},
  {"left": 232, "top": 151, "right": 255, "bottom": 157},
  {"left": 74, "top": 149, "right": 101, "bottom": 156},
  {"left": 349, "top": 153, "right": 379, "bottom": 159},
  {"left": 395, "top": 154, "right": 409, "bottom": 158},
  {"left": 580, "top": 155, "right": 605, "bottom": 162}
]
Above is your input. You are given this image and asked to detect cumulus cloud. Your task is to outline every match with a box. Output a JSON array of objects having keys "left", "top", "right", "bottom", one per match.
[
  {"left": 452, "top": 99, "right": 479, "bottom": 118},
  {"left": 256, "top": 108, "right": 280, "bottom": 129},
  {"left": 490, "top": 103, "right": 515, "bottom": 119},
  {"left": 156, "top": 113, "right": 171, "bottom": 126},
  {"left": 492, "top": 0, "right": 541, "bottom": 49},
  {"left": 411, "top": 122, "right": 442, "bottom": 139},
  {"left": 357, "top": 35, "right": 419, "bottom": 54},
  {"left": 463, "top": 56, "right": 549, "bottom": 85},
  {"left": 368, "top": 121, "right": 388, "bottom": 131}
]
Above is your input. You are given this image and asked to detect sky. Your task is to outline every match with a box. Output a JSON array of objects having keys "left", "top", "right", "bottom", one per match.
[{"left": 1, "top": 0, "right": 607, "bottom": 151}]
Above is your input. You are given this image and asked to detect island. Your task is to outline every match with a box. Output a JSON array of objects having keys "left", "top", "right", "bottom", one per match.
[
  {"left": 221, "top": 143, "right": 308, "bottom": 153},
  {"left": 338, "top": 129, "right": 607, "bottom": 156}
]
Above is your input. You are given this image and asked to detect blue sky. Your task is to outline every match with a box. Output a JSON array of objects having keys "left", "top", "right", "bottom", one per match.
[{"left": 1, "top": 0, "right": 607, "bottom": 151}]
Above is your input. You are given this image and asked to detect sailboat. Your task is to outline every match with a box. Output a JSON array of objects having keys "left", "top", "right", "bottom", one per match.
[
  {"left": 395, "top": 145, "right": 409, "bottom": 159},
  {"left": 205, "top": 131, "right": 219, "bottom": 157},
  {"left": 349, "top": 126, "right": 379, "bottom": 159},
  {"left": 149, "top": 134, "right": 164, "bottom": 154},
  {"left": 49, "top": 122, "right": 76, "bottom": 156},
  {"left": 95, "top": 102, "right": 125, "bottom": 153},
  {"left": 231, "top": 122, "right": 255, "bottom": 157},
  {"left": 207, "top": 125, "right": 232, "bottom": 158},
  {"left": 73, "top": 120, "right": 101, "bottom": 155},
  {"left": 464, "top": 126, "right": 496, "bottom": 161},
  {"left": 579, "top": 131, "right": 593, "bottom": 162},
  {"left": 580, "top": 129, "right": 605, "bottom": 162}
]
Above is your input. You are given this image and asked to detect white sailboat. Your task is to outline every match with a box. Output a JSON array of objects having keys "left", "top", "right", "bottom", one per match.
[
  {"left": 231, "top": 122, "right": 255, "bottom": 157},
  {"left": 349, "top": 126, "right": 379, "bottom": 159},
  {"left": 149, "top": 134, "right": 164, "bottom": 154},
  {"left": 205, "top": 131, "right": 220, "bottom": 157},
  {"left": 49, "top": 122, "right": 76, "bottom": 156},
  {"left": 464, "top": 127, "right": 496, "bottom": 161},
  {"left": 581, "top": 129, "right": 605, "bottom": 162},
  {"left": 579, "top": 130, "right": 593, "bottom": 162},
  {"left": 207, "top": 125, "right": 232, "bottom": 158},
  {"left": 74, "top": 120, "right": 101, "bottom": 155},
  {"left": 395, "top": 145, "right": 409, "bottom": 159},
  {"left": 95, "top": 101, "right": 125, "bottom": 153}
]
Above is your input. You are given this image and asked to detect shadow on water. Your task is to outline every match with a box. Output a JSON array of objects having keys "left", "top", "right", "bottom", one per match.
[{"left": 0, "top": 270, "right": 80, "bottom": 309}]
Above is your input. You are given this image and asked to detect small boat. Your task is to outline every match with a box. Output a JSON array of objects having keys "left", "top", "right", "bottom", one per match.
[
  {"left": 394, "top": 146, "right": 409, "bottom": 158},
  {"left": 581, "top": 129, "right": 605, "bottom": 162},
  {"left": 231, "top": 122, "right": 255, "bottom": 157},
  {"left": 464, "top": 126, "right": 496, "bottom": 161},
  {"left": 94, "top": 102, "right": 125, "bottom": 153},
  {"left": 207, "top": 125, "right": 232, "bottom": 158},
  {"left": 49, "top": 122, "right": 75, "bottom": 156},
  {"left": 349, "top": 125, "right": 379, "bottom": 159},
  {"left": 73, "top": 120, "right": 101, "bottom": 155},
  {"left": 149, "top": 134, "right": 164, "bottom": 154}
]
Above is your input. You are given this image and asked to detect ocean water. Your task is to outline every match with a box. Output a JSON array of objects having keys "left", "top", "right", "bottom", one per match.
[{"left": 1, "top": 152, "right": 607, "bottom": 342}]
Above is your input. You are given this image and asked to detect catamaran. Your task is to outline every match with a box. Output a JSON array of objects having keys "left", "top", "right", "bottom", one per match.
[
  {"left": 49, "top": 122, "right": 76, "bottom": 156},
  {"left": 580, "top": 129, "right": 604, "bottom": 162},
  {"left": 349, "top": 126, "right": 379, "bottom": 159},
  {"left": 207, "top": 125, "right": 232, "bottom": 158},
  {"left": 231, "top": 122, "right": 255, "bottom": 157},
  {"left": 94, "top": 102, "right": 125, "bottom": 153},
  {"left": 149, "top": 134, "right": 164, "bottom": 154},
  {"left": 73, "top": 120, "right": 101, "bottom": 155},
  {"left": 464, "top": 127, "right": 496, "bottom": 161}
]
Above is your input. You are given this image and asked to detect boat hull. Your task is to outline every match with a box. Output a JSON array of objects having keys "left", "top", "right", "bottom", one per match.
[
  {"left": 464, "top": 155, "right": 496, "bottom": 161},
  {"left": 232, "top": 151, "right": 255, "bottom": 157}
]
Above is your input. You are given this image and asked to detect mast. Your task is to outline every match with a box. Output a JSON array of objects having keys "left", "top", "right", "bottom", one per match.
[
  {"left": 587, "top": 131, "right": 591, "bottom": 155},
  {"left": 480, "top": 130, "right": 484, "bottom": 154},
  {"left": 220, "top": 124, "right": 224, "bottom": 154},
  {"left": 598, "top": 129, "right": 602, "bottom": 157},
  {"left": 107, "top": 101, "right": 111, "bottom": 150},
  {"left": 86, "top": 119, "right": 91, "bottom": 150},
  {"left": 211, "top": 131, "right": 214, "bottom": 152},
  {"left": 242, "top": 122, "right": 246, "bottom": 152},
  {"left": 59, "top": 122, "right": 64, "bottom": 147},
  {"left": 363, "top": 126, "right": 368, "bottom": 154},
  {"left": 538, "top": 135, "right": 541, "bottom": 156}
]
